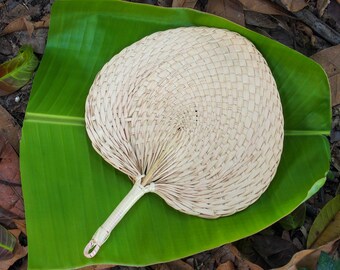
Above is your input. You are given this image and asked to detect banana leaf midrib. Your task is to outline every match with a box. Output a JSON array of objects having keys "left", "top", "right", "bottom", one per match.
[{"left": 24, "top": 112, "right": 330, "bottom": 136}]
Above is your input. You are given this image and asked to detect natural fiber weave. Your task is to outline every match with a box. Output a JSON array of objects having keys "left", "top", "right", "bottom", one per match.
[{"left": 84, "top": 27, "right": 284, "bottom": 257}]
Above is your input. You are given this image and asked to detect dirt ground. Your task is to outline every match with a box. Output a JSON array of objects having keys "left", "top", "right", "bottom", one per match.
[{"left": 0, "top": 0, "right": 339, "bottom": 269}]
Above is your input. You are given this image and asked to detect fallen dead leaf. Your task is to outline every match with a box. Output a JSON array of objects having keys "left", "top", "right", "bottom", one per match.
[
  {"left": 4, "top": 4, "right": 40, "bottom": 23},
  {"left": 12, "top": 219, "right": 26, "bottom": 235},
  {"left": 16, "top": 28, "right": 49, "bottom": 55},
  {"left": 250, "top": 27, "right": 272, "bottom": 38},
  {"left": 0, "top": 207, "right": 18, "bottom": 227},
  {"left": 172, "top": 0, "right": 197, "bottom": 8},
  {"left": 217, "top": 260, "right": 235, "bottom": 270},
  {"left": 245, "top": 11, "right": 278, "bottom": 29},
  {"left": 17, "top": 256, "right": 27, "bottom": 270},
  {"left": 279, "top": 0, "right": 308, "bottom": 12},
  {"left": 238, "top": 0, "right": 289, "bottom": 16},
  {"left": 0, "top": 229, "right": 27, "bottom": 270},
  {"left": 1, "top": 14, "right": 50, "bottom": 36},
  {"left": 206, "top": 0, "right": 245, "bottom": 26},
  {"left": 7, "top": 229, "right": 20, "bottom": 240},
  {"left": 208, "top": 244, "right": 263, "bottom": 270},
  {"left": 250, "top": 234, "right": 298, "bottom": 268},
  {"left": 325, "top": 1, "right": 340, "bottom": 38},
  {"left": 296, "top": 22, "right": 317, "bottom": 46},
  {"left": 272, "top": 16, "right": 292, "bottom": 33},
  {"left": 33, "top": 14, "right": 50, "bottom": 29},
  {"left": 158, "top": 0, "right": 172, "bottom": 7},
  {"left": 0, "top": 105, "right": 21, "bottom": 153},
  {"left": 273, "top": 238, "right": 339, "bottom": 270},
  {"left": 0, "top": 45, "right": 39, "bottom": 97},
  {"left": 307, "top": 195, "right": 340, "bottom": 248},
  {"left": 152, "top": 260, "right": 194, "bottom": 270},
  {"left": 311, "top": 44, "right": 340, "bottom": 106},
  {"left": 0, "top": 136, "right": 24, "bottom": 219},
  {"left": 310, "top": 212, "right": 340, "bottom": 248},
  {"left": 229, "top": 245, "right": 264, "bottom": 270},
  {"left": 1, "top": 16, "right": 33, "bottom": 36},
  {"left": 317, "top": 0, "right": 331, "bottom": 17},
  {"left": 23, "top": 17, "right": 35, "bottom": 37}
]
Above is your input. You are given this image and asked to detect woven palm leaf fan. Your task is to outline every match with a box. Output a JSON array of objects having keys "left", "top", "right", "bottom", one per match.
[{"left": 84, "top": 27, "right": 284, "bottom": 258}]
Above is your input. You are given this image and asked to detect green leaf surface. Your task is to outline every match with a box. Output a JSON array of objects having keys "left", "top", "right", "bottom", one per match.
[
  {"left": 0, "top": 224, "right": 16, "bottom": 260},
  {"left": 279, "top": 203, "right": 306, "bottom": 231},
  {"left": 307, "top": 195, "right": 340, "bottom": 248},
  {"left": 0, "top": 45, "right": 39, "bottom": 96},
  {"left": 20, "top": 0, "right": 331, "bottom": 269}
]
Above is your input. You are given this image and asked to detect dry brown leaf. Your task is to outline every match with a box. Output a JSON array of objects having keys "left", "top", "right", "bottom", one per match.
[
  {"left": 5, "top": 4, "right": 40, "bottom": 22},
  {"left": 12, "top": 219, "right": 26, "bottom": 235},
  {"left": 158, "top": 0, "right": 173, "bottom": 7},
  {"left": 33, "top": 14, "right": 50, "bottom": 29},
  {"left": 152, "top": 260, "right": 194, "bottom": 270},
  {"left": 167, "top": 260, "right": 194, "bottom": 270},
  {"left": 23, "top": 18, "right": 34, "bottom": 37},
  {"left": 1, "top": 14, "right": 50, "bottom": 36},
  {"left": 8, "top": 229, "right": 20, "bottom": 240},
  {"left": 0, "top": 137, "right": 24, "bottom": 219},
  {"left": 151, "top": 264, "right": 168, "bottom": 270},
  {"left": 229, "top": 245, "right": 264, "bottom": 270},
  {"left": 245, "top": 11, "right": 278, "bottom": 29},
  {"left": 18, "top": 256, "right": 27, "bottom": 270},
  {"left": 311, "top": 211, "right": 340, "bottom": 248},
  {"left": 213, "top": 244, "right": 263, "bottom": 270},
  {"left": 206, "top": 0, "right": 245, "bottom": 26},
  {"left": 272, "top": 16, "right": 292, "bottom": 33},
  {"left": 249, "top": 234, "right": 298, "bottom": 268},
  {"left": 296, "top": 22, "right": 317, "bottom": 46},
  {"left": 273, "top": 238, "right": 339, "bottom": 270},
  {"left": 280, "top": 0, "right": 308, "bottom": 12},
  {"left": 0, "top": 208, "right": 18, "bottom": 227},
  {"left": 238, "top": 0, "right": 289, "bottom": 16},
  {"left": 317, "top": 0, "right": 331, "bottom": 17},
  {"left": 172, "top": 0, "right": 197, "bottom": 8},
  {"left": 311, "top": 44, "right": 340, "bottom": 106},
  {"left": 217, "top": 261, "right": 235, "bottom": 270},
  {"left": 0, "top": 105, "right": 21, "bottom": 153},
  {"left": 1, "top": 17, "right": 32, "bottom": 36},
  {"left": 0, "top": 229, "right": 27, "bottom": 270}
]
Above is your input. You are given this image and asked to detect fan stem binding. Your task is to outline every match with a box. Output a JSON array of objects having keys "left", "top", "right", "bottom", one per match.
[{"left": 84, "top": 175, "right": 155, "bottom": 258}]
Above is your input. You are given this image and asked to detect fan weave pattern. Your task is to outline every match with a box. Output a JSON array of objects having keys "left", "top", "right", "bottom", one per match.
[
  {"left": 84, "top": 27, "right": 283, "bottom": 257},
  {"left": 84, "top": 27, "right": 284, "bottom": 257},
  {"left": 86, "top": 27, "right": 284, "bottom": 217}
]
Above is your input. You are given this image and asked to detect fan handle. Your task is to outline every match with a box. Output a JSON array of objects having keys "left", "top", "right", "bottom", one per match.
[{"left": 84, "top": 176, "right": 154, "bottom": 258}]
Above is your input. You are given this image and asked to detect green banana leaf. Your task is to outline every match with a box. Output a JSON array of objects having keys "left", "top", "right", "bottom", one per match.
[{"left": 20, "top": 0, "right": 331, "bottom": 269}]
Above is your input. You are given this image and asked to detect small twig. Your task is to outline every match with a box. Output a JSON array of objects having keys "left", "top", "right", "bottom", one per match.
[
  {"left": 271, "top": 0, "right": 340, "bottom": 45},
  {"left": 294, "top": 9, "right": 340, "bottom": 45},
  {"left": 0, "top": 179, "right": 22, "bottom": 187}
]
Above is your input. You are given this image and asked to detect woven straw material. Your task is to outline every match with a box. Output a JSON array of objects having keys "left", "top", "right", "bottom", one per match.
[
  {"left": 86, "top": 26, "right": 284, "bottom": 217},
  {"left": 84, "top": 27, "right": 283, "bottom": 258},
  {"left": 84, "top": 27, "right": 284, "bottom": 257}
]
